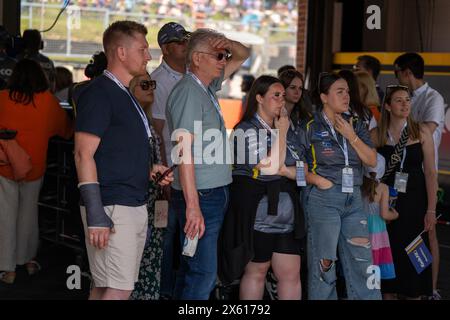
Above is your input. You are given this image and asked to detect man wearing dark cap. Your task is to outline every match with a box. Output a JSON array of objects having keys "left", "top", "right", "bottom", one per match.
[{"left": 151, "top": 21, "right": 190, "bottom": 300}]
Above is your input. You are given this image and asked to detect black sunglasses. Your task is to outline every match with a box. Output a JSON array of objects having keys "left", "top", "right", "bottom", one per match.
[
  {"left": 196, "top": 50, "right": 232, "bottom": 62},
  {"left": 385, "top": 84, "right": 409, "bottom": 95},
  {"left": 140, "top": 80, "right": 156, "bottom": 91}
]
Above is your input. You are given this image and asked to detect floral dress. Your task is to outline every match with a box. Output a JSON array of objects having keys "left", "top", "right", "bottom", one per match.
[{"left": 131, "top": 126, "right": 163, "bottom": 300}]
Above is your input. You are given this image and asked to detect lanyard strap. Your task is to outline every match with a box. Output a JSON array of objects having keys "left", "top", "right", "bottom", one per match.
[
  {"left": 255, "top": 114, "right": 299, "bottom": 161},
  {"left": 188, "top": 72, "right": 224, "bottom": 122},
  {"left": 388, "top": 123, "right": 408, "bottom": 171},
  {"left": 286, "top": 143, "right": 300, "bottom": 161},
  {"left": 255, "top": 113, "right": 276, "bottom": 136},
  {"left": 103, "top": 70, "right": 152, "bottom": 138},
  {"left": 388, "top": 136, "right": 406, "bottom": 172},
  {"left": 322, "top": 112, "right": 349, "bottom": 166}
]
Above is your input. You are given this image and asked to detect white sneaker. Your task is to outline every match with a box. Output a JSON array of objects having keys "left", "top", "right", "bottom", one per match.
[{"left": 428, "top": 289, "right": 442, "bottom": 300}]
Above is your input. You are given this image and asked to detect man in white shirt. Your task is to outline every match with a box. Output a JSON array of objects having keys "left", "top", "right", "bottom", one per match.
[
  {"left": 395, "top": 52, "right": 446, "bottom": 300},
  {"left": 152, "top": 22, "right": 190, "bottom": 166},
  {"left": 151, "top": 22, "right": 190, "bottom": 299}
]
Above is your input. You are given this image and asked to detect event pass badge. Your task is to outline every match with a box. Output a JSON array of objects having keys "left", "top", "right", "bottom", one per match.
[
  {"left": 342, "top": 167, "right": 354, "bottom": 193},
  {"left": 394, "top": 172, "right": 409, "bottom": 193},
  {"left": 296, "top": 161, "right": 307, "bottom": 187}
]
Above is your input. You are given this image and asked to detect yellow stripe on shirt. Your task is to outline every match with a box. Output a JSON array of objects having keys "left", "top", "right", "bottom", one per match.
[{"left": 310, "top": 144, "right": 317, "bottom": 174}]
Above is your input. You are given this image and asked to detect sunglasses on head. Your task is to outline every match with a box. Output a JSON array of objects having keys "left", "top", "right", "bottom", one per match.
[
  {"left": 139, "top": 80, "right": 156, "bottom": 91},
  {"left": 196, "top": 50, "right": 233, "bottom": 62},
  {"left": 382, "top": 84, "right": 410, "bottom": 105},
  {"left": 385, "top": 84, "right": 409, "bottom": 94}
]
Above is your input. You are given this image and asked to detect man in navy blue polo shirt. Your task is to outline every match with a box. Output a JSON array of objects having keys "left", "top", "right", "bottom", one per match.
[{"left": 74, "top": 20, "right": 172, "bottom": 300}]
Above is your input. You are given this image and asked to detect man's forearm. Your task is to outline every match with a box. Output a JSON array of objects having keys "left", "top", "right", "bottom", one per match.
[
  {"left": 224, "top": 40, "right": 250, "bottom": 79},
  {"left": 75, "top": 154, "right": 98, "bottom": 183},
  {"left": 230, "top": 40, "right": 250, "bottom": 62},
  {"left": 179, "top": 162, "right": 199, "bottom": 209}
]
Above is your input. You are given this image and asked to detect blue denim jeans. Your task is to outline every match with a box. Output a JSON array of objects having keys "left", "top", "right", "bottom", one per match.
[
  {"left": 172, "top": 186, "right": 229, "bottom": 300},
  {"left": 159, "top": 204, "right": 178, "bottom": 297},
  {"left": 305, "top": 185, "right": 381, "bottom": 300}
]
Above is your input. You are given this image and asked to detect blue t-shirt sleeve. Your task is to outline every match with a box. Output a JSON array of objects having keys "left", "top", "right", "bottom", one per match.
[
  {"left": 167, "top": 86, "right": 202, "bottom": 134},
  {"left": 75, "top": 85, "right": 112, "bottom": 138}
]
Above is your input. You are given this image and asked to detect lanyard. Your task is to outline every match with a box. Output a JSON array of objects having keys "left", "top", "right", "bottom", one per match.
[
  {"left": 187, "top": 72, "right": 224, "bottom": 122},
  {"left": 322, "top": 112, "right": 349, "bottom": 167},
  {"left": 255, "top": 113, "right": 276, "bottom": 136},
  {"left": 286, "top": 143, "right": 300, "bottom": 161},
  {"left": 388, "top": 122, "right": 408, "bottom": 171},
  {"left": 255, "top": 114, "right": 299, "bottom": 161},
  {"left": 103, "top": 70, "right": 152, "bottom": 138}
]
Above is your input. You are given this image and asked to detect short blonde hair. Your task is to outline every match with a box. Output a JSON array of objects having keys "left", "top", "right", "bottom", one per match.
[
  {"left": 354, "top": 70, "right": 380, "bottom": 107},
  {"left": 103, "top": 20, "right": 147, "bottom": 56}
]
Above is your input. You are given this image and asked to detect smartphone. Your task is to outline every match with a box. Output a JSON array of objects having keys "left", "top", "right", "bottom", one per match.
[
  {"left": 154, "top": 164, "right": 177, "bottom": 184},
  {"left": 0, "top": 129, "right": 17, "bottom": 140}
]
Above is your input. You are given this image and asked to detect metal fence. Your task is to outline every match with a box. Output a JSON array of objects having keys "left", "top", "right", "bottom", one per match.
[{"left": 20, "top": 1, "right": 297, "bottom": 75}]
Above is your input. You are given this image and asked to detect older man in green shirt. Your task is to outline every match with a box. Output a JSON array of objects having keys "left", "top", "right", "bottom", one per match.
[{"left": 166, "top": 28, "right": 249, "bottom": 300}]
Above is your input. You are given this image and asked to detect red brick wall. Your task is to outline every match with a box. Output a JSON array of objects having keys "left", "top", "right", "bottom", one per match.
[{"left": 296, "top": 0, "right": 308, "bottom": 74}]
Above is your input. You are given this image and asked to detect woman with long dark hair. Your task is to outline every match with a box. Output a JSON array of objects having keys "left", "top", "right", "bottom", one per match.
[
  {"left": 278, "top": 69, "right": 313, "bottom": 127},
  {"left": 301, "top": 72, "right": 379, "bottom": 300},
  {"left": 0, "top": 59, "right": 73, "bottom": 284},
  {"left": 220, "top": 75, "right": 306, "bottom": 300}
]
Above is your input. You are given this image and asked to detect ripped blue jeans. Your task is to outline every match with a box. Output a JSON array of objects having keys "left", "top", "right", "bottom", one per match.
[{"left": 305, "top": 185, "right": 381, "bottom": 300}]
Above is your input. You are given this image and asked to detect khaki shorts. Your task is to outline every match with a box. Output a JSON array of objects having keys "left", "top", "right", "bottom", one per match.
[{"left": 80, "top": 204, "right": 147, "bottom": 291}]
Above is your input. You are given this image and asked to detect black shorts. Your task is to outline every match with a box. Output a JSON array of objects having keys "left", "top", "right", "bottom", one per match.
[{"left": 252, "top": 230, "right": 302, "bottom": 263}]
